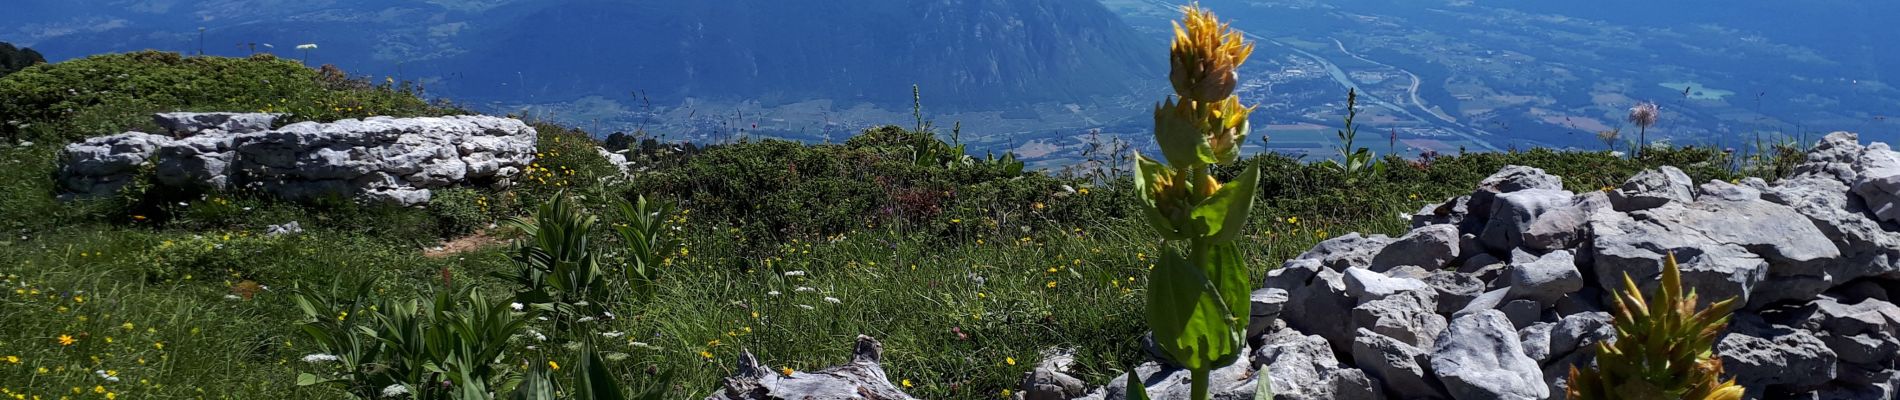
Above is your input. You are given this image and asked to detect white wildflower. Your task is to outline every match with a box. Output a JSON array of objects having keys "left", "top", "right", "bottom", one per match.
[
  {"left": 530, "top": 330, "right": 547, "bottom": 341},
  {"left": 380, "top": 384, "right": 409, "bottom": 398},
  {"left": 824, "top": 297, "right": 841, "bottom": 304},
  {"left": 600, "top": 331, "right": 627, "bottom": 338},
  {"left": 796, "top": 304, "right": 815, "bottom": 310},
  {"left": 783, "top": 271, "right": 806, "bottom": 277},
  {"left": 510, "top": 302, "right": 524, "bottom": 311},
  {"left": 577, "top": 316, "right": 597, "bottom": 323},
  {"left": 794, "top": 287, "right": 815, "bottom": 293},
  {"left": 301, "top": 353, "right": 341, "bottom": 363},
  {"left": 767, "top": 290, "right": 781, "bottom": 296}
]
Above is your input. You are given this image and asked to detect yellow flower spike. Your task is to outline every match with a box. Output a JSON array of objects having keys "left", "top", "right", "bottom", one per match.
[{"left": 1170, "top": 4, "right": 1253, "bottom": 103}]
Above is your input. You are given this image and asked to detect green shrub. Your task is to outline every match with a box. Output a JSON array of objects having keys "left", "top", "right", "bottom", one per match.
[
  {"left": 632, "top": 126, "right": 1101, "bottom": 249},
  {"left": 0, "top": 51, "right": 454, "bottom": 144},
  {"left": 430, "top": 188, "right": 495, "bottom": 237}
]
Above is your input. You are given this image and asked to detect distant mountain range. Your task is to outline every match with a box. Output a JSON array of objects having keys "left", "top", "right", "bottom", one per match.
[{"left": 4, "top": 0, "right": 1163, "bottom": 111}]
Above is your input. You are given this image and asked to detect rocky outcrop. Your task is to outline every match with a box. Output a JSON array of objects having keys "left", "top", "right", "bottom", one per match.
[
  {"left": 1079, "top": 132, "right": 1900, "bottom": 400},
  {"left": 706, "top": 335, "right": 917, "bottom": 400},
  {"left": 57, "top": 113, "right": 536, "bottom": 205}
]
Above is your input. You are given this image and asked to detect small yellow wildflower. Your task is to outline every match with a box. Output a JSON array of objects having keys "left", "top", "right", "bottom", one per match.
[
  {"left": 781, "top": 367, "right": 795, "bottom": 376},
  {"left": 1046, "top": 281, "right": 1057, "bottom": 289},
  {"left": 4, "top": 355, "right": 17, "bottom": 364},
  {"left": 1006, "top": 357, "right": 1016, "bottom": 366},
  {"left": 901, "top": 379, "right": 913, "bottom": 388},
  {"left": 57, "top": 335, "right": 75, "bottom": 346},
  {"left": 699, "top": 351, "right": 714, "bottom": 360},
  {"left": 548, "top": 361, "right": 560, "bottom": 370}
]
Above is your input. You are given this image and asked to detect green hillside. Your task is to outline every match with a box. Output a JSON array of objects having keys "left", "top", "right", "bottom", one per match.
[{"left": 0, "top": 52, "right": 1795, "bottom": 399}]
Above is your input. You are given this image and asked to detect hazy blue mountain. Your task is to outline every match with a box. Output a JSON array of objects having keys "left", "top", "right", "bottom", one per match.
[{"left": 2, "top": 0, "right": 1162, "bottom": 111}]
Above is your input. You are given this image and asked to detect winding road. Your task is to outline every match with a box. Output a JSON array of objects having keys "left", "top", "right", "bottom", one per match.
[{"left": 1131, "top": 0, "right": 1503, "bottom": 151}]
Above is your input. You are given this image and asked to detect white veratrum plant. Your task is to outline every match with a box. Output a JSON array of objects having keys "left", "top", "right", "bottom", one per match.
[{"left": 1130, "top": 4, "right": 1267, "bottom": 400}]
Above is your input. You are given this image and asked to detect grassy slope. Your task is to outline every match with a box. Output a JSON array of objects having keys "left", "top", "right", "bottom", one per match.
[{"left": 0, "top": 53, "right": 1790, "bottom": 399}]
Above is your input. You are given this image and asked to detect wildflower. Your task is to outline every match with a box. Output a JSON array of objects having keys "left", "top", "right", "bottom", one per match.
[
  {"left": 794, "top": 287, "right": 815, "bottom": 293},
  {"left": 302, "top": 353, "right": 339, "bottom": 363},
  {"left": 121, "top": 322, "right": 134, "bottom": 331},
  {"left": 783, "top": 270, "right": 807, "bottom": 277},
  {"left": 548, "top": 361, "right": 560, "bottom": 370},
  {"left": 1169, "top": 4, "right": 1252, "bottom": 102},
  {"left": 902, "top": 379, "right": 913, "bottom": 388},
  {"left": 3, "top": 355, "right": 16, "bottom": 364},
  {"left": 510, "top": 302, "right": 524, "bottom": 311},
  {"left": 797, "top": 304, "right": 815, "bottom": 310},
  {"left": 380, "top": 384, "right": 408, "bottom": 398},
  {"left": 577, "top": 316, "right": 596, "bottom": 323},
  {"left": 1628, "top": 102, "right": 1660, "bottom": 129},
  {"left": 767, "top": 290, "right": 781, "bottom": 296},
  {"left": 1153, "top": 96, "right": 1253, "bottom": 166},
  {"left": 1046, "top": 281, "right": 1058, "bottom": 289},
  {"left": 1006, "top": 357, "right": 1016, "bottom": 366},
  {"left": 601, "top": 331, "right": 626, "bottom": 338},
  {"left": 781, "top": 367, "right": 795, "bottom": 376},
  {"left": 823, "top": 297, "right": 841, "bottom": 304},
  {"left": 1286, "top": 216, "right": 1299, "bottom": 224},
  {"left": 699, "top": 351, "right": 713, "bottom": 360},
  {"left": 57, "top": 335, "right": 75, "bottom": 346}
]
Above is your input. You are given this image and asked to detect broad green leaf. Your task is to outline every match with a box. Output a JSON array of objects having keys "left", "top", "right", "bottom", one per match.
[
  {"left": 295, "top": 372, "right": 328, "bottom": 386},
  {"left": 1203, "top": 241, "right": 1251, "bottom": 367},
  {"left": 1126, "top": 370, "right": 1151, "bottom": 400},
  {"left": 1193, "top": 164, "right": 1260, "bottom": 242},
  {"left": 577, "top": 345, "right": 628, "bottom": 400},
  {"left": 1254, "top": 369, "right": 1275, "bottom": 400},
  {"left": 1145, "top": 245, "right": 1240, "bottom": 370},
  {"left": 508, "top": 368, "right": 556, "bottom": 400}
]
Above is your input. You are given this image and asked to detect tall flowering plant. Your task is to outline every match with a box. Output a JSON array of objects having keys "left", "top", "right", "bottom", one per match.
[{"left": 1132, "top": 5, "right": 1263, "bottom": 400}]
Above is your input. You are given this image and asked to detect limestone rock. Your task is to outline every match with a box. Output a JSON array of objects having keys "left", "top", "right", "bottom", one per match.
[
  {"left": 1480, "top": 188, "right": 1574, "bottom": 253},
  {"left": 1352, "top": 329, "right": 1444, "bottom": 399},
  {"left": 1255, "top": 330, "right": 1387, "bottom": 400},
  {"left": 1608, "top": 166, "right": 1696, "bottom": 212},
  {"left": 1297, "top": 233, "right": 1395, "bottom": 271},
  {"left": 153, "top": 112, "right": 279, "bottom": 136},
  {"left": 1371, "top": 224, "right": 1462, "bottom": 271},
  {"left": 1506, "top": 250, "right": 1584, "bottom": 304},
  {"left": 1353, "top": 290, "right": 1446, "bottom": 349},
  {"left": 1431, "top": 310, "right": 1548, "bottom": 400},
  {"left": 58, "top": 132, "right": 173, "bottom": 197},
  {"left": 706, "top": 335, "right": 917, "bottom": 400}
]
